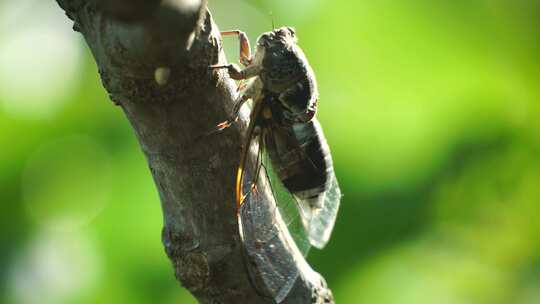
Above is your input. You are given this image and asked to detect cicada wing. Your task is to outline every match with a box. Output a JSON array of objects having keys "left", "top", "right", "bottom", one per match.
[
  {"left": 239, "top": 170, "right": 302, "bottom": 303},
  {"left": 237, "top": 127, "right": 305, "bottom": 302},
  {"left": 304, "top": 171, "right": 341, "bottom": 249},
  {"left": 262, "top": 152, "right": 311, "bottom": 257},
  {"left": 284, "top": 118, "right": 342, "bottom": 250}
]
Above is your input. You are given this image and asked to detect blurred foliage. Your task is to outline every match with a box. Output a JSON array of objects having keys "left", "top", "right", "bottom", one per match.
[{"left": 1, "top": 0, "right": 540, "bottom": 303}]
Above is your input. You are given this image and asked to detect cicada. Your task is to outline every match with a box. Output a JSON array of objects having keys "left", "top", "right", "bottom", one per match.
[{"left": 211, "top": 26, "right": 341, "bottom": 302}]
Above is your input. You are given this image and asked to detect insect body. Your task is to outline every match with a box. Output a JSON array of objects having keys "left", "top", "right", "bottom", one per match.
[{"left": 212, "top": 27, "right": 341, "bottom": 250}]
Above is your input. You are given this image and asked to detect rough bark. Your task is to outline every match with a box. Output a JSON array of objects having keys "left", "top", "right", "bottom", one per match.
[{"left": 55, "top": 1, "right": 333, "bottom": 303}]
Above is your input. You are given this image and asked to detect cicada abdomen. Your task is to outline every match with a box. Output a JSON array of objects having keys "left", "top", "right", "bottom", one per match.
[{"left": 264, "top": 115, "right": 339, "bottom": 249}]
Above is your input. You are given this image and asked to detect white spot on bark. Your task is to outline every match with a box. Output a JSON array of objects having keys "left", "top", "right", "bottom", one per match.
[{"left": 154, "top": 67, "right": 171, "bottom": 86}]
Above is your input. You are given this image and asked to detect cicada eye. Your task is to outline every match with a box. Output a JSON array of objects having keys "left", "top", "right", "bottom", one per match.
[
  {"left": 287, "top": 27, "right": 296, "bottom": 36},
  {"left": 257, "top": 34, "right": 270, "bottom": 47},
  {"left": 258, "top": 39, "right": 269, "bottom": 48}
]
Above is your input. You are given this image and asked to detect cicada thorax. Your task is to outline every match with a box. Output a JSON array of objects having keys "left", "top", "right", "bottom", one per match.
[{"left": 260, "top": 43, "right": 318, "bottom": 124}]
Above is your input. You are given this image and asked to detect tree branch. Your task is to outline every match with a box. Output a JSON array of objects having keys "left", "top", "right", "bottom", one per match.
[{"left": 56, "top": 1, "right": 333, "bottom": 303}]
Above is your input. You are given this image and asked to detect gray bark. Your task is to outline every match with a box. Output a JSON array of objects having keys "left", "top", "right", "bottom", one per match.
[{"left": 55, "top": 1, "right": 333, "bottom": 303}]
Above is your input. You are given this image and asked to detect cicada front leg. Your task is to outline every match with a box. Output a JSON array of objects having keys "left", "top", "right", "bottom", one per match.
[
  {"left": 210, "top": 29, "right": 262, "bottom": 80},
  {"left": 221, "top": 30, "right": 252, "bottom": 66},
  {"left": 208, "top": 29, "right": 263, "bottom": 132},
  {"left": 214, "top": 78, "right": 263, "bottom": 132},
  {"left": 209, "top": 59, "right": 263, "bottom": 81}
]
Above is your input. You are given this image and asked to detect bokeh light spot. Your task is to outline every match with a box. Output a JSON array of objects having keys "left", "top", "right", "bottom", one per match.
[
  {"left": 0, "top": 0, "right": 83, "bottom": 119},
  {"left": 8, "top": 230, "right": 101, "bottom": 304}
]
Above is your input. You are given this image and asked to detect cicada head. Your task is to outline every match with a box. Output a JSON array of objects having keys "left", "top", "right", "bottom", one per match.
[{"left": 256, "top": 26, "right": 297, "bottom": 51}]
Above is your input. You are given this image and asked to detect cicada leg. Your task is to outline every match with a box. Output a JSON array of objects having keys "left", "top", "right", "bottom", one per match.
[
  {"left": 207, "top": 29, "right": 263, "bottom": 133},
  {"left": 209, "top": 29, "right": 262, "bottom": 80},
  {"left": 237, "top": 79, "right": 247, "bottom": 92},
  {"left": 220, "top": 30, "right": 252, "bottom": 66},
  {"left": 204, "top": 78, "right": 263, "bottom": 136}
]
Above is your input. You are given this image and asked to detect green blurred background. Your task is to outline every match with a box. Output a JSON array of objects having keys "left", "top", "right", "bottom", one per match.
[{"left": 1, "top": 0, "right": 540, "bottom": 303}]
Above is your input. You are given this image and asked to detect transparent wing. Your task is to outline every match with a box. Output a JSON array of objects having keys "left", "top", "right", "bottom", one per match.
[
  {"left": 240, "top": 144, "right": 317, "bottom": 302},
  {"left": 261, "top": 150, "right": 311, "bottom": 256},
  {"left": 239, "top": 166, "right": 303, "bottom": 303},
  {"left": 238, "top": 148, "right": 336, "bottom": 302},
  {"left": 236, "top": 107, "right": 306, "bottom": 302},
  {"left": 268, "top": 118, "right": 342, "bottom": 249},
  {"left": 304, "top": 170, "right": 341, "bottom": 248}
]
